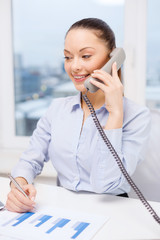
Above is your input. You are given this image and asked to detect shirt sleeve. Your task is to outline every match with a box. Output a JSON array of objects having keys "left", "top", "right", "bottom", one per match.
[
  {"left": 90, "top": 106, "right": 151, "bottom": 194},
  {"left": 11, "top": 104, "right": 52, "bottom": 184}
]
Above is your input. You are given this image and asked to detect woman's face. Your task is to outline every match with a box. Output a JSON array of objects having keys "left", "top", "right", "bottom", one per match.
[{"left": 64, "top": 28, "right": 109, "bottom": 93}]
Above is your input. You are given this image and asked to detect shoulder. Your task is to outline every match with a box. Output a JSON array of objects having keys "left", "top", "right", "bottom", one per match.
[
  {"left": 37, "top": 95, "right": 79, "bottom": 126},
  {"left": 45, "top": 94, "right": 80, "bottom": 117},
  {"left": 50, "top": 94, "right": 79, "bottom": 109}
]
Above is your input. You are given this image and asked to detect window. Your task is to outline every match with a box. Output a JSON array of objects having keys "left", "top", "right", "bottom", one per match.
[
  {"left": 1, "top": 0, "right": 148, "bottom": 150},
  {"left": 146, "top": 0, "right": 160, "bottom": 109},
  {"left": 12, "top": 0, "right": 124, "bottom": 136}
]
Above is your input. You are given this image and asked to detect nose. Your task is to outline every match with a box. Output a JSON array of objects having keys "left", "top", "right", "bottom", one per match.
[{"left": 71, "top": 58, "right": 82, "bottom": 72}]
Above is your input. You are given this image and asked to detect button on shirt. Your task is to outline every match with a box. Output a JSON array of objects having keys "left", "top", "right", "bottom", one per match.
[{"left": 12, "top": 93, "right": 150, "bottom": 195}]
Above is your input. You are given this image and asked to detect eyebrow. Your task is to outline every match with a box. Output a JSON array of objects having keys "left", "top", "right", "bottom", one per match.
[{"left": 64, "top": 47, "right": 95, "bottom": 53}]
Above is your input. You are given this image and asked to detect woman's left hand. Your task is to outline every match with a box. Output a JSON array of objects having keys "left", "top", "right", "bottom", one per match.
[{"left": 90, "top": 62, "right": 124, "bottom": 129}]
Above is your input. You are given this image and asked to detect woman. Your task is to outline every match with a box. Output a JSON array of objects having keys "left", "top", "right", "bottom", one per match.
[{"left": 6, "top": 18, "right": 150, "bottom": 212}]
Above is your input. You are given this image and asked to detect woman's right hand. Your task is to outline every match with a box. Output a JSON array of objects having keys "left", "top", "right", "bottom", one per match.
[{"left": 6, "top": 177, "right": 37, "bottom": 213}]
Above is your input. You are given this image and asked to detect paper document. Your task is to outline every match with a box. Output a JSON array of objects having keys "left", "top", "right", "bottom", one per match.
[{"left": 0, "top": 206, "right": 109, "bottom": 240}]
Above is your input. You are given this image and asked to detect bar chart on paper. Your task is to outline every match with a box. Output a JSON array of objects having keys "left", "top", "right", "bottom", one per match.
[{"left": 0, "top": 206, "right": 109, "bottom": 240}]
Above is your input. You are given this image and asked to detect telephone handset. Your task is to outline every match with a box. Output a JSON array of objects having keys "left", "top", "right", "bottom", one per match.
[
  {"left": 82, "top": 47, "right": 160, "bottom": 224},
  {"left": 84, "top": 48, "right": 126, "bottom": 93}
]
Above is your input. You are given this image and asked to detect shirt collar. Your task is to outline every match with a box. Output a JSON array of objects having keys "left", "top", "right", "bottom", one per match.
[
  {"left": 69, "top": 92, "right": 107, "bottom": 112},
  {"left": 69, "top": 92, "right": 81, "bottom": 112}
]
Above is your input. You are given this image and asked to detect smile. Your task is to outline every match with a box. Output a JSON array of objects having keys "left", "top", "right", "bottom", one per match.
[{"left": 73, "top": 74, "right": 90, "bottom": 82}]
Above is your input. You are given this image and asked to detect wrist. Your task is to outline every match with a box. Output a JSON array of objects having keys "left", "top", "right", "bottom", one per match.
[
  {"left": 10, "top": 177, "right": 28, "bottom": 189},
  {"left": 104, "top": 112, "right": 123, "bottom": 130},
  {"left": 109, "top": 109, "right": 122, "bottom": 116}
]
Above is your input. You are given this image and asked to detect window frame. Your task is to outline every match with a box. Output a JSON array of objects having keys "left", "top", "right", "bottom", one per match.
[
  {"left": 0, "top": 0, "right": 29, "bottom": 149},
  {"left": 0, "top": 0, "right": 147, "bottom": 150},
  {"left": 123, "top": 0, "right": 147, "bottom": 105}
]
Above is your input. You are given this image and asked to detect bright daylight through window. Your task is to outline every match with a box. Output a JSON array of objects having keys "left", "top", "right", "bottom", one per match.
[{"left": 146, "top": 0, "right": 160, "bottom": 109}]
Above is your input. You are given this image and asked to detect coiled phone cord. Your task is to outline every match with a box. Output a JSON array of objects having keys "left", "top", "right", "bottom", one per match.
[{"left": 82, "top": 92, "right": 160, "bottom": 224}]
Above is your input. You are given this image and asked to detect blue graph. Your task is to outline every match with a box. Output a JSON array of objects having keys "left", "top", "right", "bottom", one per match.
[
  {"left": 31, "top": 214, "right": 52, "bottom": 227},
  {"left": 2, "top": 212, "right": 91, "bottom": 239},
  {"left": 72, "top": 222, "right": 90, "bottom": 239},
  {"left": 46, "top": 218, "right": 70, "bottom": 233},
  {"left": 2, "top": 212, "right": 35, "bottom": 227},
  {"left": 12, "top": 212, "right": 35, "bottom": 226}
]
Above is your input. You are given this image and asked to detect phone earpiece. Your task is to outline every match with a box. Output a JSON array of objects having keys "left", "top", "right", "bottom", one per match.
[{"left": 84, "top": 48, "right": 126, "bottom": 93}]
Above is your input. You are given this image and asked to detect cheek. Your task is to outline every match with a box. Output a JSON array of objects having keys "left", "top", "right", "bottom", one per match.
[
  {"left": 64, "top": 63, "right": 70, "bottom": 75},
  {"left": 94, "top": 57, "right": 107, "bottom": 70},
  {"left": 87, "top": 56, "right": 107, "bottom": 72},
  {"left": 88, "top": 63, "right": 101, "bottom": 72},
  {"left": 84, "top": 61, "right": 96, "bottom": 72}
]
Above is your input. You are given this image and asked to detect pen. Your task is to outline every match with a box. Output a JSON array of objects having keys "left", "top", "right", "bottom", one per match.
[{"left": 8, "top": 174, "right": 29, "bottom": 199}]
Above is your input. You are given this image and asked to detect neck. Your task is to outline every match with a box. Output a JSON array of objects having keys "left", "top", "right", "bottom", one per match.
[{"left": 81, "top": 89, "right": 105, "bottom": 111}]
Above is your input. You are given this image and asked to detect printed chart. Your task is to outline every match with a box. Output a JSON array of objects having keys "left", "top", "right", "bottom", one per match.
[{"left": 0, "top": 206, "right": 109, "bottom": 240}]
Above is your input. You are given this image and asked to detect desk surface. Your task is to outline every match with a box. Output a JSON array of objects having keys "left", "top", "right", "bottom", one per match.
[{"left": 1, "top": 177, "right": 160, "bottom": 239}]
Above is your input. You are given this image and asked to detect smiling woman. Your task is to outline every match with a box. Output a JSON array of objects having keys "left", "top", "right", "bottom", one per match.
[
  {"left": 1, "top": 1, "right": 159, "bottom": 226},
  {"left": 5, "top": 17, "right": 151, "bottom": 214},
  {"left": 64, "top": 29, "right": 109, "bottom": 92}
]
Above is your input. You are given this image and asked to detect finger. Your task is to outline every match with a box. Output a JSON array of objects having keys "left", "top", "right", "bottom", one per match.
[
  {"left": 23, "top": 184, "right": 37, "bottom": 201},
  {"left": 6, "top": 191, "right": 34, "bottom": 212},
  {"left": 93, "top": 69, "right": 112, "bottom": 79},
  {"left": 6, "top": 198, "right": 34, "bottom": 213},
  {"left": 6, "top": 198, "right": 24, "bottom": 212},
  {"left": 90, "top": 79, "right": 109, "bottom": 93},
  {"left": 12, "top": 188, "right": 35, "bottom": 208},
  {"left": 11, "top": 188, "right": 34, "bottom": 207},
  {"left": 91, "top": 71, "right": 112, "bottom": 86},
  {"left": 111, "top": 62, "right": 120, "bottom": 82}
]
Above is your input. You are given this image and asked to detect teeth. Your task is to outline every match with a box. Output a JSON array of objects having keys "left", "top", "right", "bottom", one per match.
[{"left": 74, "top": 76, "right": 85, "bottom": 79}]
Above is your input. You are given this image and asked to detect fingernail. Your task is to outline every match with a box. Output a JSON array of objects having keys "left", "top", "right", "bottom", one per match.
[
  {"left": 114, "top": 61, "right": 117, "bottom": 66},
  {"left": 31, "top": 197, "right": 35, "bottom": 201},
  {"left": 91, "top": 73, "right": 95, "bottom": 76}
]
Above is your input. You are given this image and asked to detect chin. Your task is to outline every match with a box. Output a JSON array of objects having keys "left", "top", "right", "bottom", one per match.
[{"left": 74, "top": 84, "right": 86, "bottom": 93}]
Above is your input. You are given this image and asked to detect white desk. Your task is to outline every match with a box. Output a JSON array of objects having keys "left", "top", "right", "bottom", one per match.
[{"left": 0, "top": 177, "right": 160, "bottom": 239}]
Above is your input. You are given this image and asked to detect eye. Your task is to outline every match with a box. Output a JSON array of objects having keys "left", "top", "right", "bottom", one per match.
[
  {"left": 82, "top": 55, "right": 92, "bottom": 59},
  {"left": 64, "top": 56, "right": 72, "bottom": 60}
]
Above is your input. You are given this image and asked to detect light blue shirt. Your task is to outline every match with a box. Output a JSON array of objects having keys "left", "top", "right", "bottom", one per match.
[{"left": 12, "top": 93, "right": 150, "bottom": 195}]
